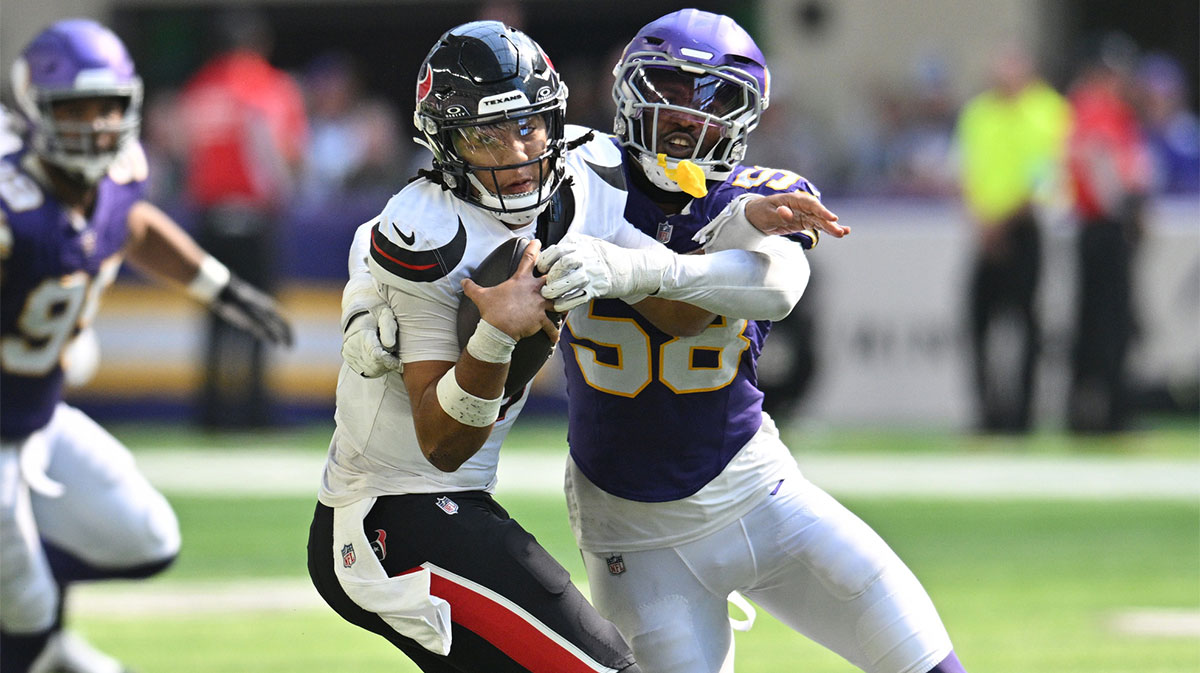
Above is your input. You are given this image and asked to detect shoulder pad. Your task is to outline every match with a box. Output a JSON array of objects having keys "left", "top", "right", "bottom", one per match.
[
  {"left": 369, "top": 215, "right": 467, "bottom": 286},
  {"left": 0, "top": 157, "right": 47, "bottom": 215},
  {"left": 566, "top": 126, "right": 621, "bottom": 164},
  {"left": 725, "top": 165, "right": 820, "bottom": 199},
  {"left": 106, "top": 140, "right": 149, "bottom": 185},
  {"left": 565, "top": 128, "right": 625, "bottom": 192},
  {"left": 375, "top": 181, "right": 461, "bottom": 251},
  {"left": 0, "top": 106, "right": 25, "bottom": 159}
]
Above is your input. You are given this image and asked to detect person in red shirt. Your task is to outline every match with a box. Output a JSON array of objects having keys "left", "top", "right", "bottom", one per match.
[
  {"left": 1064, "top": 34, "right": 1153, "bottom": 433},
  {"left": 177, "top": 9, "right": 309, "bottom": 428}
]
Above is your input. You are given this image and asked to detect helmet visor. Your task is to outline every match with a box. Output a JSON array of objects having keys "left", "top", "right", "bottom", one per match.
[
  {"left": 619, "top": 61, "right": 761, "bottom": 164},
  {"left": 630, "top": 66, "right": 747, "bottom": 120},
  {"left": 450, "top": 113, "right": 550, "bottom": 170},
  {"left": 446, "top": 111, "right": 559, "bottom": 219}
]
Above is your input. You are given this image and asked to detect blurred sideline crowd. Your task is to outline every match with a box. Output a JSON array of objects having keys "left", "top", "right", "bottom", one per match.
[
  {"left": 140, "top": 15, "right": 1199, "bottom": 216},
  {"left": 107, "top": 7, "right": 1198, "bottom": 433}
]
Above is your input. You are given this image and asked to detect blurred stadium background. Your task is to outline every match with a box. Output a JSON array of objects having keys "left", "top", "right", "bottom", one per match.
[
  {"left": 2, "top": 0, "right": 1196, "bottom": 430},
  {"left": 1, "top": 1, "right": 1197, "bottom": 671}
]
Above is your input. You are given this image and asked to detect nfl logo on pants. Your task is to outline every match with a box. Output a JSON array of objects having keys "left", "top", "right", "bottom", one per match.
[
  {"left": 606, "top": 554, "right": 625, "bottom": 575},
  {"left": 341, "top": 544, "right": 356, "bottom": 568}
]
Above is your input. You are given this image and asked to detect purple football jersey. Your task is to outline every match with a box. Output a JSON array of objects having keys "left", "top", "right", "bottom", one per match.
[
  {"left": 0, "top": 143, "right": 144, "bottom": 439},
  {"left": 561, "top": 144, "right": 818, "bottom": 502}
]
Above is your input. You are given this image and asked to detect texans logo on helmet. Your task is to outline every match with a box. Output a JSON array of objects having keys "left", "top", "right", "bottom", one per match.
[
  {"left": 416, "top": 64, "right": 433, "bottom": 103},
  {"left": 536, "top": 44, "right": 555, "bottom": 70}
]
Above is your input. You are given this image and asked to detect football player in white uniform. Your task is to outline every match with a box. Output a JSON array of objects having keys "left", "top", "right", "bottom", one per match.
[
  {"left": 306, "top": 22, "right": 641, "bottom": 673},
  {"left": 1, "top": 19, "right": 291, "bottom": 673}
]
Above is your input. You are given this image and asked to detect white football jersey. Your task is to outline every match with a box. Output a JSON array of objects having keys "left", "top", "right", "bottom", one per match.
[{"left": 320, "top": 127, "right": 657, "bottom": 506}]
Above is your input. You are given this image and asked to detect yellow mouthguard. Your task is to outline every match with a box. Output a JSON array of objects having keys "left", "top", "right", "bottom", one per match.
[{"left": 656, "top": 154, "right": 708, "bottom": 198}]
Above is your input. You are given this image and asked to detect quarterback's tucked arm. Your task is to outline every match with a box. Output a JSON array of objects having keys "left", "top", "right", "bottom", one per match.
[
  {"left": 389, "top": 240, "right": 558, "bottom": 473},
  {"left": 123, "top": 200, "right": 292, "bottom": 346}
]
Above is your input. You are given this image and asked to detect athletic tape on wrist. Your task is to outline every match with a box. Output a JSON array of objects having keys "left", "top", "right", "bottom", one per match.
[
  {"left": 465, "top": 319, "right": 517, "bottom": 364},
  {"left": 187, "top": 255, "right": 232, "bottom": 304},
  {"left": 436, "top": 366, "right": 502, "bottom": 427}
]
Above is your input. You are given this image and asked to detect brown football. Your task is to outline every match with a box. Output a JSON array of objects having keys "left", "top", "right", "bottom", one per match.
[{"left": 456, "top": 237, "right": 562, "bottom": 398}]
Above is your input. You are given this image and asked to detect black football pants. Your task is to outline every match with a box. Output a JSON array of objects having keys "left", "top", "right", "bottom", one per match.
[{"left": 307, "top": 493, "right": 638, "bottom": 672}]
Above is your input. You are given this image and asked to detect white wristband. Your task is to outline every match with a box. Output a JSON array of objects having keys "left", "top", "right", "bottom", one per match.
[
  {"left": 465, "top": 319, "right": 516, "bottom": 364},
  {"left": 187, "top": 255, "right": 231, "bottom": 304},
  {"left": 436, "top": 366, "right": 502, "bottom": 427}
]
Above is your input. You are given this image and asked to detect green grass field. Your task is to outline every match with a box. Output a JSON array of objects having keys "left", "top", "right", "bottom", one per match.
[{"left": 66, "top": 420, "right": 1200, "bottom": 672}]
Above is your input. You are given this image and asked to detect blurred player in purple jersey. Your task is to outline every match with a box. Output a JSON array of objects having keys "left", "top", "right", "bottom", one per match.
[
  {"left": 530, "top": 10, "right": 969, "bottom": 673},
  {"left": 1, "top": 19, "right": 291, "bottom": 673}
]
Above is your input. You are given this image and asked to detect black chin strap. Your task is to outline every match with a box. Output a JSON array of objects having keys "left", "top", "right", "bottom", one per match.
[{"left": 411, "top": 168, "right": 447, "bottom": 189}]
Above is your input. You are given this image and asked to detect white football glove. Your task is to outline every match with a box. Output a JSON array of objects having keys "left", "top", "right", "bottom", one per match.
[
  {"left": 341, "top": 272, "right": 401, "bottom": 378},
  {"left": 537, "top": 233, "right": 674, "bottom": 312}
]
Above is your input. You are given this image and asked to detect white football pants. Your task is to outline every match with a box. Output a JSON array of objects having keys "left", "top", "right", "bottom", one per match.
[
  {"left": 0, "top": 403, "right": 180, "bottom": 634},
  {"left": 580, "top": 464, "right": 953, "bottom": 673}
]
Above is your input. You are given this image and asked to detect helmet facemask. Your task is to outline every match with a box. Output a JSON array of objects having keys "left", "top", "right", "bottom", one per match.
[
  {"left": 614, "top": 55, "right": 764, "bottom": 192},
  {"left": 421, "top": 106, "right": 566, "bottom": 226},
  {"left": 28, "top": 89, "right": 141, "bottom": 185}
]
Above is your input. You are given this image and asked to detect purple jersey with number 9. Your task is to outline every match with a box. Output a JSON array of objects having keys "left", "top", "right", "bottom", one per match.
[{"left": 0, "top": 140, "right": 145, "bottom": 439}]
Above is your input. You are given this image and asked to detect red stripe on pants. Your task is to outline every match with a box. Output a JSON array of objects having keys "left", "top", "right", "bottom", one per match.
[{"left": 428, "top": 571, "right": 603, "bottom": 673}]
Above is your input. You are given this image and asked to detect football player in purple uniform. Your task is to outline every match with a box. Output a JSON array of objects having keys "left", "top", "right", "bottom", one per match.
[
  {"left": 0, "top": 19, "right": 291, "bottom": 673},
  {"left": 534, "top": 10, "right": 969, "bottom": 673}
]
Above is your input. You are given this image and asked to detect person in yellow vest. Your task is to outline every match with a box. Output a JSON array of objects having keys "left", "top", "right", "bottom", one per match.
[{"left": 956, "top": 43, "right": 1072, "bottom": 432}]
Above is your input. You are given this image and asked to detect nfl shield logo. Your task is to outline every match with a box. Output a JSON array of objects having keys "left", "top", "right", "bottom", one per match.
[
  {"left": 435, "top": 496, "right": 460, "bottom": 515},
  {"left": 656, "top": 222, "right": 673, "bottom": 243},
  {"left": 606, "top": 554, "right": 626, "bottom": 575},
  {"left": 341, "top": 543, "right": 356, "bottom": 568}
]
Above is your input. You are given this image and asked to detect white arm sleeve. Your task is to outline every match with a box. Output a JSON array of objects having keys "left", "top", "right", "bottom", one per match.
[
  {"left": 654, "top": 238, "right": 809, "bottom": 321},
  {"left": 611, "top": 201, "right": 808, "bottom": 320}
]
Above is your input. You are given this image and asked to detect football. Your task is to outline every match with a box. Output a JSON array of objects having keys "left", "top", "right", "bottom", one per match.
[{"left": 456, "top": 237, "right": 562, "bottom": 398}]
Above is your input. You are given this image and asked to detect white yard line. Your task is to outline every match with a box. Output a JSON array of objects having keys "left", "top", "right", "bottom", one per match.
[
  {"left": 132, "top": 448, "right": 1200, "bottom": 501},
  {"left": 70, "top": 578, "right": 324, "bottom": 617},
  {"left": 72, "top": 449, "right": 1197, "bottom": 624},
  {"left": 1108, "top": 608, "right": 1200, "bottom": 637},
  {"left": 71, "top": 579, "right": 1200, "bottom": 640}
]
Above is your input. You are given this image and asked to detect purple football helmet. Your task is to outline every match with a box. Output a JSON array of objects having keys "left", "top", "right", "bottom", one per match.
[
  {"left": 612, "top": 9, "right": 770, "bottom": 191},
  {"left": 11, "top": 19, "right": 143, "bottom": 183}
]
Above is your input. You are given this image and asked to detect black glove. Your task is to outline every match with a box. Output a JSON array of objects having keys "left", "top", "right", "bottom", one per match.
[{"left": 210, "top": 275, "right": 293, "bottom": 346}]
